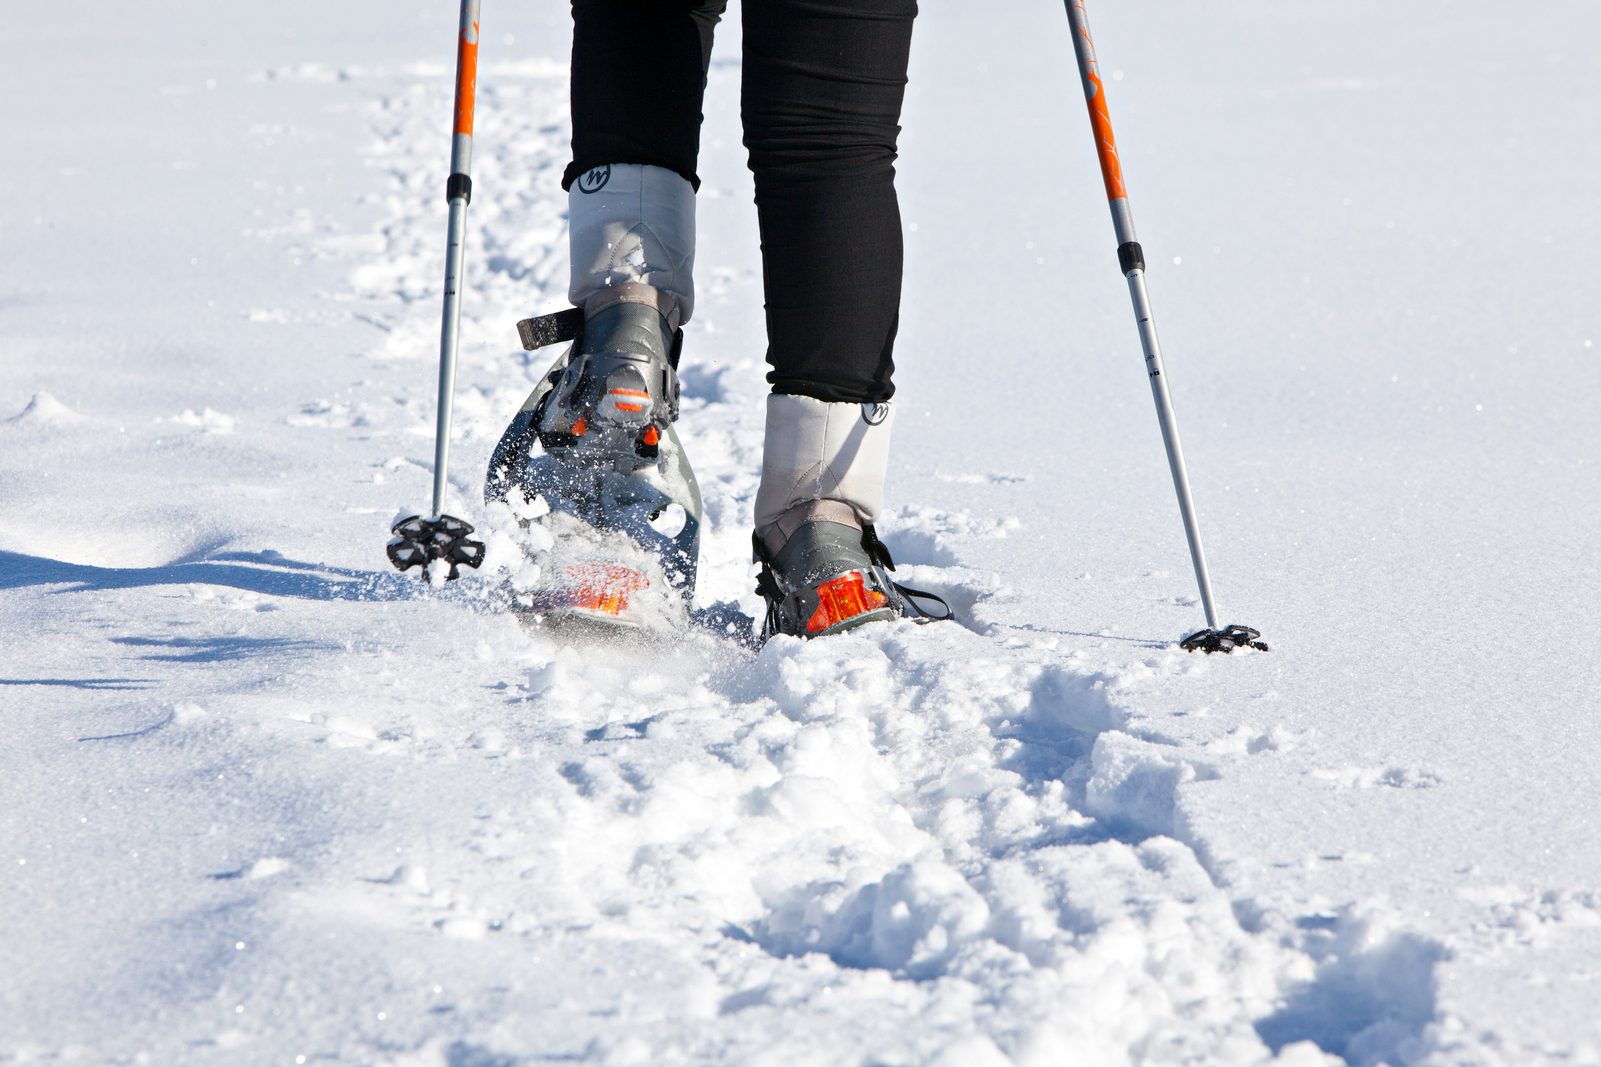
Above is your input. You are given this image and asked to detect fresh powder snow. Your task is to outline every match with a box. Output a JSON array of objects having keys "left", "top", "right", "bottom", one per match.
[{"left": 2, "top": 2, "right": 1599, "bottom": 1065}]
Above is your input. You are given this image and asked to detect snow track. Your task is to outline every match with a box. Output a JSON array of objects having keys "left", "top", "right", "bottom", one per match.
[
  {"left": 0, "top": 59, "right": 1365, "bottom": 1066},
  {"left": 354, "top": 60, "right": 1336, "bottom": 1064}
]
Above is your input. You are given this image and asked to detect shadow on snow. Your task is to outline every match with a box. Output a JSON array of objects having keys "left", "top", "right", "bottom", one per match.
[{"left": 0, "top": 548, "right": 415, "bottom": 603}]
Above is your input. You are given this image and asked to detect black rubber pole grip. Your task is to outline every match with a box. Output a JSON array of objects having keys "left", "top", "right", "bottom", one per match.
[
  {"left": 1117, "top": 240, "right": 1145, "bottom": 275},
  {"left": 446, "top": 173, "right": 473, "bottom": 204}
]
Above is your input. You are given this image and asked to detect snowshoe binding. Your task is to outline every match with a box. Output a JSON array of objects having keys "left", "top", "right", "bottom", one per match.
[
  {"left": 754, "top": 517, "right": 951, "bottom": 641},
  {"left": 487, "top": 302, "right": 702, "bottom": 632}
]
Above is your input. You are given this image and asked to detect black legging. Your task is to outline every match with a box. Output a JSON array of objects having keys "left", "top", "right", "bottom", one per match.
[{"left": 564, "top": 0, "right": 917, "bottom": 404}]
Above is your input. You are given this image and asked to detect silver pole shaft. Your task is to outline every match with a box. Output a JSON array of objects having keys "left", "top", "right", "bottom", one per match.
[
  {"left": 432, "top": 195, "right": 470, "bottom": 518},
  {"left": 429, "top": 0, "right": 481, "bottom": 519},
  {"left": 1063, "top": 0, "right": 1220, "bottom": 631},
  {"left": 1126, "top": 269, "right": 1219, "bottom": 630}
]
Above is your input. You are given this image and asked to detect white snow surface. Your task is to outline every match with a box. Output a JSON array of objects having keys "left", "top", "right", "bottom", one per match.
[{"left": 3, "top": 2, "right": 1600, "bottom": 1064}]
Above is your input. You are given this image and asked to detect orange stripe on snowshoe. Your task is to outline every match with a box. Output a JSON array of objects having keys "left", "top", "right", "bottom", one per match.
[
  {"left": 608, "top": 388, "right": 649, "bottom": 414},
  {"left": 565, "top": 563, "right": 649, "bottom": 617}
]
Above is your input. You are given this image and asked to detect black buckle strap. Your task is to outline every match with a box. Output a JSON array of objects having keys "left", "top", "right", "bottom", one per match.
[
  {"left": 864, "top": 524, "right": 951, "bottom": 622},
  {"left": 752, "top": 534, "right": 783, "bottom": 640},
  {"left": 862, "top": 524, "right": 896, "bottom": 571},
  {"left": 890, "top": 581, "right": 953, "bottom": 623},
  {"left": 516, "top": 307, "right": 585, "bottom": 351}
]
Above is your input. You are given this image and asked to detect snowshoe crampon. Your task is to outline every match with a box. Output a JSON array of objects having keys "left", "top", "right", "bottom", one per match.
[{"left": 487, "top": 304, "right": 702, "bottom": 631}]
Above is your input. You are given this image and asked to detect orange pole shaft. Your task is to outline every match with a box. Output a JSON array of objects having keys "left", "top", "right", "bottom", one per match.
[
  {"left": 447, "top": 0, "right": 481, "bottom": 181},
  {"left": 1079, "top": 41, "right": 1126, "bottom": 202},
  {"left": 452, "top": 4, "right": 480, "bottom": 141},
  {"left": 1065, "top": 0, "right": 1135, "bottom": 245}
]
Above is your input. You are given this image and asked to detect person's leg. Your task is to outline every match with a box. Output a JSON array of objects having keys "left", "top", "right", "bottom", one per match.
[
  {"left": 565, "top": 0, "right": 725, "bottom": 193},
  {"left": 483, "top": 1, "right": 729, "bottom": 613},
  {"left": 564, "top": 0, "right": 727, "bottom": 330},
  {"left": 742, "top": 0, "right": 926, "bottom": 637},
  {"left": 741, "top": 0, "right": 917, "bottom": 404}
]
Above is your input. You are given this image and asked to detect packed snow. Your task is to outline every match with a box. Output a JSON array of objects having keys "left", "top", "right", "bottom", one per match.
[{"left": 3, "top": 2, "right": 1600, "bottom": 1064}]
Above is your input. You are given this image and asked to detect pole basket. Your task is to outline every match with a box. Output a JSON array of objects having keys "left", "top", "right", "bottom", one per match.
[
  {"left": 388, "top": 514, "right": 486, "bottom": 581},
  {"left": 1180, "top": 625, "right": 1268, "bottom": 654}
]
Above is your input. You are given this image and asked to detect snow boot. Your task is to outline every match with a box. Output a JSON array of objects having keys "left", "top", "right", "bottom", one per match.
[
  {"left": 486, "top": 165, "right": 703, "bottom": 628},
  {"left": 751, "top": 396, "right": 950, "bottom": 639}
]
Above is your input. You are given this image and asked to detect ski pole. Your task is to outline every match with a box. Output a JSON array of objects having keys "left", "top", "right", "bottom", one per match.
[
  {"left": 388, "top": 0, "right": 487, "bottom": 581},
  {"left": 1062, "top": 0, "right": 1264, "bottom": 653}
]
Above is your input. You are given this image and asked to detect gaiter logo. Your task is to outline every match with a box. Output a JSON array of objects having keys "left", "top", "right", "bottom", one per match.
[
  {"left": 577, "top": 165, "right": 611, "bottom": 194},
  {"left": 861, "top": 402, "right": 890, "bottom": 426}
]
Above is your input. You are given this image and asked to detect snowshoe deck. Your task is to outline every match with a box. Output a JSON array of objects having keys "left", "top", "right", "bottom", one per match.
[{"left": 488, "top": 304, "right": 704, "bottom": 630}]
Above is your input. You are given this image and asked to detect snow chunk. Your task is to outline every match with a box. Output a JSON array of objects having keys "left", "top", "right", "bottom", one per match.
[
  {"left": 1256, "top": 908, "right": 1448, "bottom": 1064},
  {"left": 244, "top": 857, "right": 290, "bottom": 880},
  {"left": 760, "top": 859, "right": 991, "bottom": 980},
  {"left": 5, "top": 391, "right": 84, "bottom": 425},
  {"left": 383, "top": 865, "right": 430, "bottom": 893},
  {"left": 172, "top": 703, "right": 209, "bottom": 724},
  {"left": 1085, "top": 733, "right": 1219, "bottom": 841},
  {"left": 164, "top": 407, "right": 236, "bottom": 434}
]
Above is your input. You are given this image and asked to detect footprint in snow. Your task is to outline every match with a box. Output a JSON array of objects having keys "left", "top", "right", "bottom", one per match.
[
  {"left": 1311, "top": 765, "right": 1443, "bottom": 789},
  {"left": 288, "top": 400, "right": 371, "bottom": 429},
  {"left": 163, "top": 408, "right": 236, "bottom": 434}
]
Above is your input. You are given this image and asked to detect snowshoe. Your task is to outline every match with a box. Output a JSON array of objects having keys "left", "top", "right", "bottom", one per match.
[{"left": 487, "top": 302, "right": 702, "bottom": 631}]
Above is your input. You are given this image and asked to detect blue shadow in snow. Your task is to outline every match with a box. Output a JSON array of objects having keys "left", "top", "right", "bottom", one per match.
[
  {"left": 0, "top": 549, "right": 415, "bottom": 603},
  {"left": 995, "top": 621, "right": 1171, "bottom": 649},
  {"left": 111, "top": 635, "right": 328, "bottom": 663},
  {"left": 0, "top": 677, "right": 158, "bottom": 691},
  {"left": 1255, "top": 927, "right": 1446, "bottom": 1065}
]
